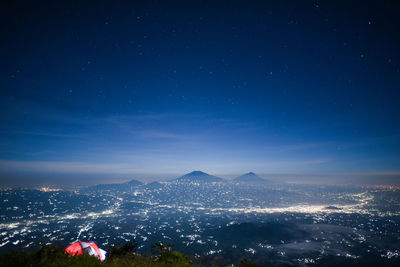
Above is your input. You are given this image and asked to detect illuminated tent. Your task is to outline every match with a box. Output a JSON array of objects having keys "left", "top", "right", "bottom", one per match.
[{"left": 65, "top": 241, "right": 107, "bottom": 261}]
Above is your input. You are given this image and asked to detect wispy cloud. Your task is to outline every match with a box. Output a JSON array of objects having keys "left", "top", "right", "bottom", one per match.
[
  {"left": 0, "top": 160, "right": 146, "bottom": 174},
  {"left": 7, "top": 131, "right": 85, "bottom": 139}
]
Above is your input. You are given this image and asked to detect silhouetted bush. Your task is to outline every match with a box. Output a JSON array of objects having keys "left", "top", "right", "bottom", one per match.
[
  {"left": 152, "top": 242, "right": 193, "bottom": 267},
  {"left": 108, "top": 241, "right": 138, "bottom": 260},
  {"left": 238, "top": 258, "right": 256, "bottom": 267}
]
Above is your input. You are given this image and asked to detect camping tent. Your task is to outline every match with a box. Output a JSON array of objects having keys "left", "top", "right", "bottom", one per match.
[{"left": 65, "top": 241, "right": 107, "bottom": 261}]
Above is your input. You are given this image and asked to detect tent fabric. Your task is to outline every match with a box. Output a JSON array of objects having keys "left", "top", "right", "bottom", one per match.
[
  {"left": 65, "top": 242, "right": 83, "bottom": 256},
  {"left": 65, "top": 241, "right": 106, "bottom": 261},
  {"left": 81, "top": 241, "right": 107, "bottom": 261}
]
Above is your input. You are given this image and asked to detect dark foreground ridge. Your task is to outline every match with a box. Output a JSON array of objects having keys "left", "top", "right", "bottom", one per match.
[
  {"left": 0, "top": 242, "right": 257, "bottom": 267},
  {"left": 0, "top": 242, "right": 193, "bottom": 267},
  {"left": 1, "top": 242, "right": 400, "bottom": 267}
]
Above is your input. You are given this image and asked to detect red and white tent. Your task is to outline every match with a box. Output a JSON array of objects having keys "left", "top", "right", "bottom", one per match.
[{"left": 65, "top": 241, "right": 107, "bottom": 261}]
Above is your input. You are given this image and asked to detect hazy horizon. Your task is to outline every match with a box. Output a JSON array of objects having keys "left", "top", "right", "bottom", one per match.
[{"left": 1, "top": 169, "right": 399, "bottom": 188}]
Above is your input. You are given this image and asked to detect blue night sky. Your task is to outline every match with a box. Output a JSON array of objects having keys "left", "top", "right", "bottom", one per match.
[{"left": 1, "top": 1, "right": 400, "bottom": 186}]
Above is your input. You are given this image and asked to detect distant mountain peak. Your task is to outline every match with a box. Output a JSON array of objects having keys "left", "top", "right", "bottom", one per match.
[
  {"left": 233, "top": 172, "right": 270, "bottom": 183},
  {"left": 82, "top": 178, "right": 143, "bottom": 192},
  {"left": 175, "top": 171, "right": 224, "bottom": 183}
]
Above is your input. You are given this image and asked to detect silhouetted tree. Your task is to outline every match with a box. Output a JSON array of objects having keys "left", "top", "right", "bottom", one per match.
[{"left": 238, "top": 258, "right": 256, "bottom": 267}]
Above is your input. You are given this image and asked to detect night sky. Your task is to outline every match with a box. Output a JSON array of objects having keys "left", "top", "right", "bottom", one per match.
[{"left": 1, "top": 1, "right": 400, "bottom": 186}]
